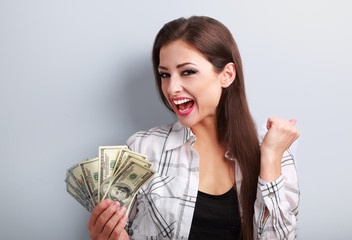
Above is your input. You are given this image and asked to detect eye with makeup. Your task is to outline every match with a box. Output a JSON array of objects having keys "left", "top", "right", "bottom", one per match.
[
  {"left": 181, "top": 69, "right": 197, "bottom": 76},
  {"left": 159, "top": 69, "right": 196, "bottom": 79},
  {"left": 159, "top": 72, "right": 170, "bottom": 79}
]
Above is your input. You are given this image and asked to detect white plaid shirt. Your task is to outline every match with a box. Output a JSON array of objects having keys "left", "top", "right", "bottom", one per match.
[{"left": 125, "top": 122, "right": 299, "bottom": 239}]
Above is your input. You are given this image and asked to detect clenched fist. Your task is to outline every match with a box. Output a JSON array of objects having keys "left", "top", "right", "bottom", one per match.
[{"left": 260, "top": 117, "right": 300, "bottom": 182}]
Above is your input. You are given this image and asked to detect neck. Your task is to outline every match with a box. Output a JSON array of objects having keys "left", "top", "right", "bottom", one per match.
[{"left": 190, "top": 118, "right": 223, "bottom": 150}]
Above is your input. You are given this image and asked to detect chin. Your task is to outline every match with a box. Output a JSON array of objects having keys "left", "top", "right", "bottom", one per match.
[{"left": 177, "top": 117, "right": 197, "bottom": 129}]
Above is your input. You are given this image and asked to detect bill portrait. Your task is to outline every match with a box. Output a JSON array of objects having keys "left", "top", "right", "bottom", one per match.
[{"left": 107, "top": 182, "right": 132, "bottom": 207}]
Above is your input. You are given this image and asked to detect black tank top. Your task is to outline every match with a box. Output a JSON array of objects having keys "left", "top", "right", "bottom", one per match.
[{"left": 188, "top": 188, "right": 241, "bottom": 240}]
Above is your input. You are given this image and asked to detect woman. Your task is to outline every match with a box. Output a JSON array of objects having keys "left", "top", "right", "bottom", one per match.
[{"left": 88, "top": 16, "right": 300, "bottom": 240}]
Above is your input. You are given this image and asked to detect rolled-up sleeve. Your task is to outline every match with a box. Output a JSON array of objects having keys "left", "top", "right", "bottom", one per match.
[{"left": 254, "top": 149, "right": 300, "bottom": 240}]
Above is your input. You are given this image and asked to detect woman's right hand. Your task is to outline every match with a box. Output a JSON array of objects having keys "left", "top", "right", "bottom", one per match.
[{"left": 88, "top": 199, "right": 130, "bottom": 240}]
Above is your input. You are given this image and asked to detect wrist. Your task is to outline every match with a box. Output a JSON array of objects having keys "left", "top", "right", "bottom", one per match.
[
  {"left": 260, "top": 153, "right": 282, "bottom": 182},
  {"left": 260, "top": 145, "right": 284, "bottom": 162}
]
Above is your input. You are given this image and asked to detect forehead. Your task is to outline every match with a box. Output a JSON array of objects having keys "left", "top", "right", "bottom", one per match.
[{"left": 159, "top": 40, "right": 208, "bottom": 66}]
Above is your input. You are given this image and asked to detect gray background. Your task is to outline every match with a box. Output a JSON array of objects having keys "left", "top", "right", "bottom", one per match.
[{"left": 1, "top": 0, "right": 351, "bottom": 239}]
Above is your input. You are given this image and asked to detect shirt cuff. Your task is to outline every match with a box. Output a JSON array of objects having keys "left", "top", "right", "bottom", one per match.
[{"left": 256, "top": 175, "right": 287, "bottom": 212}]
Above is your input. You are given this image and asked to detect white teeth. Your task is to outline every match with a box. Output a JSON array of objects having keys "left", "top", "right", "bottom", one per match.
[{"left": 173, "top": 99, "right": 192, "bottom": 105}]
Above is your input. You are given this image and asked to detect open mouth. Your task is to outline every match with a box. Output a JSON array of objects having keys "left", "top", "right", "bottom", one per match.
[{"left": 173, "top": 98, "right": 195, "bottom": 113}]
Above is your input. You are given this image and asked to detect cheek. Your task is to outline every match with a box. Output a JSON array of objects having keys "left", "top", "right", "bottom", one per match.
[
  {"left": 161, "top": 82, "right": 172, "bottom": 107},
  {"left": 161, "top": 81, "right": 168, "bottom": 97},
  {"left": 198, "top": 83, "right": 223, "bottom": 107}
]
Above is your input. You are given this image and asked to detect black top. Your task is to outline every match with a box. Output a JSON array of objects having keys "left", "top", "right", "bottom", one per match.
[{"left": 188, "top": 188, "right": 241, "bottom": 240}]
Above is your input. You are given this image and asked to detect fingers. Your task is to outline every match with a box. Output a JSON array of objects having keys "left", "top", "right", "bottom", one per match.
[
  {"left": 100, "top": 205, "right": 126, "bottom": 239},
  {"left": 266, "top": 117, "right": 273, "bottom": 130},
  {"left": 89, "top": 201, "right": 121, "bottom": 240},
  {"left": 107, "top": 208, "right": 128, "bottom": 240},
  {"left": 289, "top": 119, "right": 297, "bottom": 125},
  {"left": 88, "top": 199, "right": 112, "bottom": 230},
  {"left": 262, "top": 117, "right": 300, "bottom": 152},
  {"left": 94, "top": 202, "right": 121, "bottom": 235},
  {"left": 267, "top": 117, "right": 297, "bottom": 128},
  {"left": 88, "top": 200, "right": 129, "bottom": 240},
  {"left": 270, "top": 117, "right": 299, "bottom": 137}
]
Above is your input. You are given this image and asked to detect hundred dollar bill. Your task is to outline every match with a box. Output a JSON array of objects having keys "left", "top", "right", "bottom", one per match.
[
  {"left": 66, "top": 163, "right": 94, "bottom": 210},
  {"left": 117, "top": 154, "right": 153, "bottom": 176},
  {"left": 65, "top": 171, "right": 85, "bottom": 201},
  {"left": 65, "top": 171, "right": 94, "bottom": 212},
  {"left": 66, "top": 183, "right": 85, "bottom": 207},
  {"left": 113, "top": 149, "right": 148, "bottom": 176},
  {"left": 79, "top": 157, "right": 99, "bottom": 206},
  {"left": 98, "top": 146, "right": 127, "bottom": 202},
  {"left": 102, "top": 160, "right": 155, "bottom": 215},
  {"left": 66, "top": 179, "right": 93, "bottom": 212}
]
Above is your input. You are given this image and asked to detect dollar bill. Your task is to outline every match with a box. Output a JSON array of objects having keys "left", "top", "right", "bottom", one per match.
[
  {"left": 66, "top": 147, "right": 155, "bottom": 214},
  {"left": 117, "top": 154, "right": 153, "bottom": 176},
  {"left": 65, "top": 171, "right": 85, "bottom": 201},
  {"left": 66, "top": 183, "right": 85, "bottom": 207},
  {"left": 66, "top": 178, "right": 93, "bottom": 212},
  {"left": 98, "top": 146, "right": 127, "bottom": 202},
  {"left": 66, "top": 163, "right": 95, "bottom": 210},
  {"left": 79, "top": 157, "right": 99, "bottom": 206},
  {"left": 102, "top": 160, "right": 155, "bottom": 215},
  {"left": 114, "top": 149, "right": 148, "bottom": 176},
  {"left": 65, "top": 171, "right": 94, "bottom": 212}
]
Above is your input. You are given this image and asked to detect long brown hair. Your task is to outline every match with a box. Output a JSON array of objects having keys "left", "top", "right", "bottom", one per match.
[{"left": 152, "top": 16, "right": 260, "bottom": 240}]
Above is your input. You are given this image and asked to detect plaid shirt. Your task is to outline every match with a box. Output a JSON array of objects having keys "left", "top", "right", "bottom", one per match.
[{"left": 125, "top": 122, "right": 299, "bottom": 239}]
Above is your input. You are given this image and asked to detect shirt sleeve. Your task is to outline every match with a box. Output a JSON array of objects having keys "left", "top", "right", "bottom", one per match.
[{"left": 253, "top": 148, "right": 299, "bottom": 239}]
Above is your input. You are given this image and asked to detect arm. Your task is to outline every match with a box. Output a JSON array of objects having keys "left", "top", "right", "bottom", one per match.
[{"left": 254, "top": 118, "right": 300, "bottom": 239}]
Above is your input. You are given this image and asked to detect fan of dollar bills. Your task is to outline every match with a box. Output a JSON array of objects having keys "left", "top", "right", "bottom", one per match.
[{"left": 65, "top": 146, "right": 155, "bottom": 215}]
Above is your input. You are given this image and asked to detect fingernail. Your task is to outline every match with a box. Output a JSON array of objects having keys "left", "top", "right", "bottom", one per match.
[
  {"left": 104, "top": 199, "right": 112, "bottom": 206},
  {"left": 122, "top": 215, "right": 128, "bottom": 221},
  {"left": 113, "top": 201, "right": 120, "bottom": 208},
  {"left": 119, "top": 206, "right": 126, "bottom": 213}
]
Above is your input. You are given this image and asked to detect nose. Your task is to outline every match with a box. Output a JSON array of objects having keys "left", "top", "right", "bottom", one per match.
[{"left": 167, "top": 75, "right": 182, "bottom": 95}]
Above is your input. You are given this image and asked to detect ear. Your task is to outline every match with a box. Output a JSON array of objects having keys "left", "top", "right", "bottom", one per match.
[{"left": 220, "top": 62, "right": 236, "bottom": 88}]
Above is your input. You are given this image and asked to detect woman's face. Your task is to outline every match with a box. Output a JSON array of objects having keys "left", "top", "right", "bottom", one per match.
[{"left": 159, "top": 40, "right": 224, "bottom": 128}]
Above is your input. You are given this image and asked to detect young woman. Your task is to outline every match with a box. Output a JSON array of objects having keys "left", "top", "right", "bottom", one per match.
[{"left": 88, "top": 16, "right": 300, "bottom": 240}]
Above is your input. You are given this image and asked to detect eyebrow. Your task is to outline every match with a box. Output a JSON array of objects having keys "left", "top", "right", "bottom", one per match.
[{"left": 158, "top": 62, "right": 197, "bottom": 70}]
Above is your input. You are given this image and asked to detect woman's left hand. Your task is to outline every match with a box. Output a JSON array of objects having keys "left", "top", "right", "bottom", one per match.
[{"left": 260, "top": 117, "right": 300, "bottom": 182}]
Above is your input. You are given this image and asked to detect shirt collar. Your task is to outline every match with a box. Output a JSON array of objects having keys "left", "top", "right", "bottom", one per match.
[
  {"left": 164, "top": 121, "right": 196, "bottom": 151},
  {"left": 164, "top": 122, "right": 238, "bottom": 162}
]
